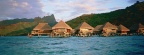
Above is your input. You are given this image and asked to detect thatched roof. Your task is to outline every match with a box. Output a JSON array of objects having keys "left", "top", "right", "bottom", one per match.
[
  {"left": 94, "top": 25, "right": 103, "bottom": 31},
  {"left": 52, "top": 20, "right": 72, "bottom": 29},
  {"left": 75, "top": 22, "right": 94, "bottom": 30},
  {"left": 117, "top": 24, "right": 130, "bottom": 31},
  {"left": 130, "top": 23, "right": 144, "bottom": 30},
  {"left": 99, "top": 22, "right": 117, "bottom": 30},
  {"left": 139, "top": 23, "right": 144, "bottom": 29},
  {"left": 33, "top": 23, "right": 52, "bottom": 30}
]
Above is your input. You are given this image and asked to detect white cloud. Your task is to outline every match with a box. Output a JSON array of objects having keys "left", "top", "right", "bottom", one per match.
[
  {"left": 0, "top": 0, "right": 46, "bottom": 21},
  {"left": 42, "top": 0, "right": 117, "bottom": 21}
]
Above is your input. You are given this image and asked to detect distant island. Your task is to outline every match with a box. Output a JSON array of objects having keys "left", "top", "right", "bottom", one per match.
[
  {"left": 0, "top": 14, "right": 57, "bottom": 36},
  {"left": 0, "top": 1, "right": 144, "bottom": 36}
]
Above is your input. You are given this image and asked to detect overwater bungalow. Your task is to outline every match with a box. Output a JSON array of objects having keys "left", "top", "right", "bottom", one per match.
[
  {"left": 31, "top": 23, "right": 52, "bottom": 37},
  {"left": 75, "top": 22, "right": 94, "bottom": 37},
  {"left": 93, "top": 25, "right": 103, "bottom": 35},
  {"left": 100, "top": 22, "right": 118, "bottom": 37},
  {"left": 130, "top": 23, "right": 144, "bottom": 35},
  {"left": 117, "top": 24, "right": 130, "bottom": 35},
  {"left": 52, "top": 20, "right": 73, "bottom": 37}
]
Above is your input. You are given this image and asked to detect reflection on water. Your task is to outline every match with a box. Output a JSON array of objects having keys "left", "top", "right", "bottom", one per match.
[{"left": 0, "top": 36, "right": 144, "bottom": 55}]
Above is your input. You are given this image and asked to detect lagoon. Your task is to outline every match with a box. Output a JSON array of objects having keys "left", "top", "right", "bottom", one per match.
[{"left": 0, "top": 36, "right": 144, "bottom": 55}]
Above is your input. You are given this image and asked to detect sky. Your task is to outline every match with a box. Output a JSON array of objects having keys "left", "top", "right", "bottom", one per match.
[{"left": 0, "top": 0, "right": 143, "bottom": 22}]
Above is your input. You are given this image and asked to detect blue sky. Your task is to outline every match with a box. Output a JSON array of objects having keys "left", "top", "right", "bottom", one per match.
[{"left": 0, "top": 0, "right": 143, "bottom": 21}]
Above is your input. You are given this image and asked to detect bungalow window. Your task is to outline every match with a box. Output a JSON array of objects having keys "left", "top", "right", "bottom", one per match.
[
  {"left": 112, "top": 29, "right": 116, "bottom": 30},
  {"left": 35, "top": 30, "right": 38, "bottom": 32},
  {"left": 122, "top": 31, "right": 127, "bottom": 33},
  {"left": 67, "top": 29, "right": 71, "bottom": 32}
]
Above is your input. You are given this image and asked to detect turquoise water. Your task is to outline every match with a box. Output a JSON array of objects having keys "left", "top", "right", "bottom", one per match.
[{"left": 0, "top": 36, "right": 144, "bottom": 55}]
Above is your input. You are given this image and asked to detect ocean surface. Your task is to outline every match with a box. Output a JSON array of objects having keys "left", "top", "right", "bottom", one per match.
[{"left": 0, "top": 36, "right": 144, "bottom": 55}]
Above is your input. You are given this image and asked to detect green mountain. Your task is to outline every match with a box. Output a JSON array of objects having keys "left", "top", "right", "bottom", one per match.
[
  {"left": 66, "top": 1, "right": 144, "bottom": 28},
  {"left": 0, "top": 14, "right": 57, "bottom": 36},
  {"left": 0, "top": 22, "right": 37, "bottom": 36}
]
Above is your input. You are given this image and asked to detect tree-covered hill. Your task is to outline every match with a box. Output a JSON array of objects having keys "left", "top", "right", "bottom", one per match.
[
  {"left": 66, "top": 1, "right": 144, "bottom": 28},
  {"left": 113, "top": 1, "right": 144, "bottom": 27},
  {"left": 0, "top": 18, "right": 33, "bottom": 27},
  {"left": 0, "top": 22, "right": 37, "bottom": 36}
]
